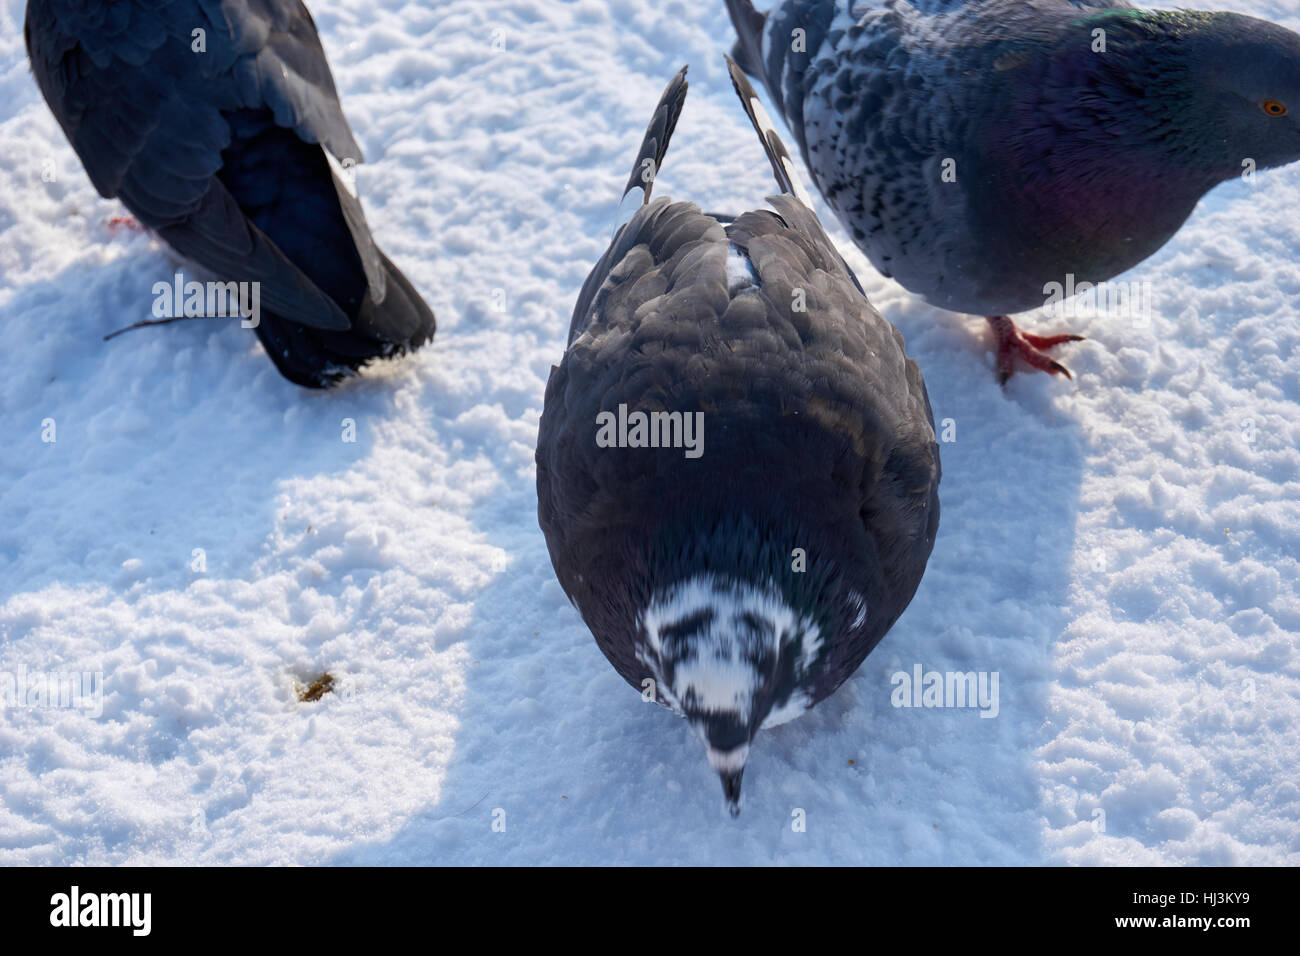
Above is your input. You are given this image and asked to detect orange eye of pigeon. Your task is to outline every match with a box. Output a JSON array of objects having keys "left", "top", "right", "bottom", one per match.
[{"left": 1262, "top": 100, "right": 1288, "bottom": 116}]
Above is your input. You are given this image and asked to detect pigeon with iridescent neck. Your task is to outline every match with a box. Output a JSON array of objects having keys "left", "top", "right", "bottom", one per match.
[
  {"left": 536, "top": 62, "right": 940, "bottom": 815},
  {"left": 727, "top": 0, "right": 1300, "bottom": 382}
]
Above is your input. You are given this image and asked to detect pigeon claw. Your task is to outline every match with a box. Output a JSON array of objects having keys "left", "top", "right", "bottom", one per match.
[
  {"left": 1020, "top": 331, "right": 1086, "bottom": 350},
  {"left": 987, "top": 315, "right": 1083, "bottom": 386}
]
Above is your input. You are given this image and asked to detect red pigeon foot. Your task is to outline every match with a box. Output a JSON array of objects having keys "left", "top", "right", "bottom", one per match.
[
  {"left": 986, "top": 315, "right": 1084, "bottom": 385},
  {"left": 106, "top": 216, "right": 143, "bottom": 233}
]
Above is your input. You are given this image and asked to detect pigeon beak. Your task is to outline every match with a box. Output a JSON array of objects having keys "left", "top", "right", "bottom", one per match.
[
  {"left": 704, "top": 742, "right": 750, "bottom": 817},
  {"left": 720, "top": 768, "right": 744, "bottom": 817}
]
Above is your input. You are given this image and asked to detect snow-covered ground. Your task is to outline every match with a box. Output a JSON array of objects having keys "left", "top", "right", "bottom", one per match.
[{"left": 1, "top": 0, "right": 1297, "bottom": 865}]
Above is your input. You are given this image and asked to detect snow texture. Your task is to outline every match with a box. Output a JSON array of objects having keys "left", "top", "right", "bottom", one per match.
[{"left": 0, "top": 0, "right": 1297, "bottom": 864}]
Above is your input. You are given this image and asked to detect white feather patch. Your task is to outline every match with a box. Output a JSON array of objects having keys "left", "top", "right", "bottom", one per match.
[
  {"left": 638, "top": 574, "right": 822, "bottom": 727},
  {"left": 325, "top": 149, "right": 360, "bottom": 200},
  {"left": 726, "top": 244, "right": 759, "bottom": 292}
]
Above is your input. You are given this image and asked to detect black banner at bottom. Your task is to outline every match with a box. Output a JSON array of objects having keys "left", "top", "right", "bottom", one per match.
[{"left": 0, "top": 865, "right": 1285, "bottom": 941}]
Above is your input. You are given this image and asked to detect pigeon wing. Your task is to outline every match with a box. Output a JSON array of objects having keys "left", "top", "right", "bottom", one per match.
[{"left": 24, "top": 0, "right": 380, "bottom": 330}]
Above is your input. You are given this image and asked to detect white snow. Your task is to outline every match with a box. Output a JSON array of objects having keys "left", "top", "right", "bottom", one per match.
[{"left": 0, "top": 0, "right": 1297, "bottom": 864}]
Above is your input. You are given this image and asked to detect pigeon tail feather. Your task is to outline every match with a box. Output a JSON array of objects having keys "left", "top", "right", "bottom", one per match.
[
  {"left": 725, "top": 0, "right": 767, "bottom": 78},
  {"left": 725, "top": 55, "right": 814, "bottom": 208},
  {"left": 614, "top": 66, "right": 689, "bottom": 227}
]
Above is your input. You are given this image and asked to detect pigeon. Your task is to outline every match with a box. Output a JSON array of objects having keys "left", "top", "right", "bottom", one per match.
[
  {"left": 25, "top": 0, "right": 435, "bottom": 388},
  {"left": 535, "top": 61, "right": 941, "bottom": 815},
  {"left": 727, "top": 0, "right": 1300, "bottom": 382}
]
